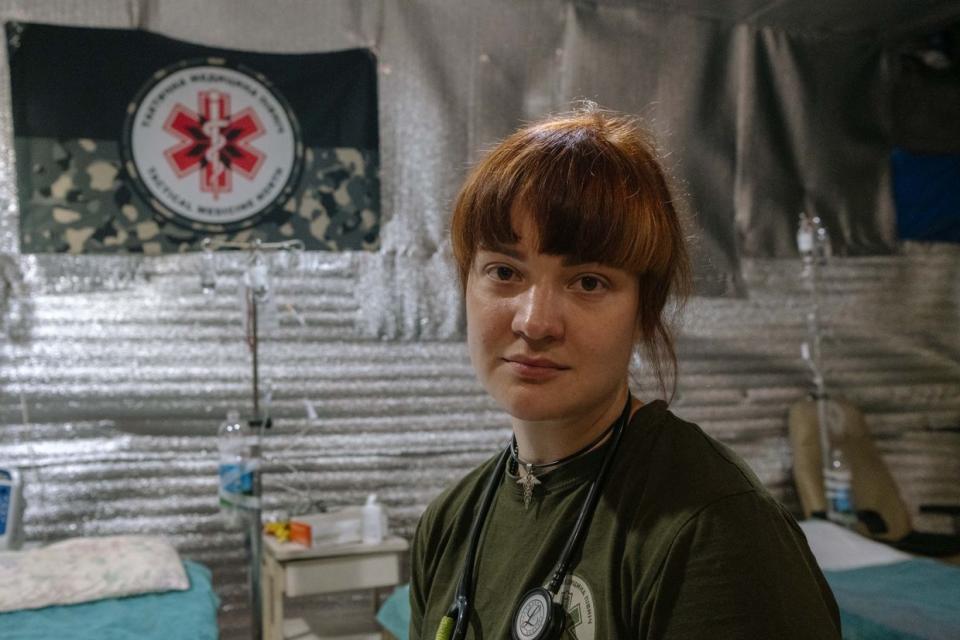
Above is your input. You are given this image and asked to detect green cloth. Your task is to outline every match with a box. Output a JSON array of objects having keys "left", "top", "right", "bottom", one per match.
[{"left": 410, "top": 401, "right": 841, "bottom": 639}]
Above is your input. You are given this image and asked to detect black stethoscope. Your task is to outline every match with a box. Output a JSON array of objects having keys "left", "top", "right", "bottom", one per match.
[{"left": 435, "top": 396, "right": 632, "bottom": 640}]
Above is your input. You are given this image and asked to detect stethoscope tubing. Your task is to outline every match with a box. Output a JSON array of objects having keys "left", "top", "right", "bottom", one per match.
[
  {"left": 447, "top": 445, "right": 513, "bottom": 640},
  {"left": 545, "top": 397, "right": 631, "bottom": 593},
  {"left": 440, "top": 395, "right": 632, "bottom": 640}
]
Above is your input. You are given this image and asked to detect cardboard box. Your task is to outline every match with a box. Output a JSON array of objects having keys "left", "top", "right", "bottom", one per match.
[{"left": 289, "top": 507, "right": 364, "bottom": 548}]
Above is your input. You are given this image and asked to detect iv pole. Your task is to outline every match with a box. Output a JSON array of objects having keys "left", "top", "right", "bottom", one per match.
[
  {"left": 797, "top": 214, "right": 834, "bottom": 508},
  {"left": 202, "top": 237, "right": 303, "bottom": 640},
  {"left": 247, "top": 283, "right": 263, "bottom": 640}
]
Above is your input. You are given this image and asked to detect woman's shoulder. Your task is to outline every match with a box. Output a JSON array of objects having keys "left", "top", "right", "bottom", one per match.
[
  {"left": 617, "top": 405, "right": 834, "bottom": 625},
  {"left": 637, "top": 402, "right": 763, "bottom": 482},
  {"left": 616, "top": 401, "right": 771, "bottom": 523}
]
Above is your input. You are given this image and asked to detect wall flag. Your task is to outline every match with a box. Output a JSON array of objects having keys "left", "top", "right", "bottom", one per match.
[{"left": 7, "top": 22, "right": 380, "bottom": 254}]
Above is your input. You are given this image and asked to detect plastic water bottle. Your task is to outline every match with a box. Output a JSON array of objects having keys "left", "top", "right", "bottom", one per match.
[
  {"left": 824, "top": 446, "right": 856, "bottom": 527},
  {"left": 218, "top": 410, "right": 258, "bottom": 525}
]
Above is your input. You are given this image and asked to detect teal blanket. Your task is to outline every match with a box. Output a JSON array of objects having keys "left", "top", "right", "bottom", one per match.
[
  {"left": 0, "top": 561, "right": 219, "bottom": 640},
  {"left": 825, "top": 558, "right": 960, "bottom": 640},
  {"left": 376, "top": 584, "right": 409, "bottom": 640}
]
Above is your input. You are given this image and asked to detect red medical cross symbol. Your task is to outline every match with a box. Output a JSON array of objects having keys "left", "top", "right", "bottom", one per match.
[{"left": 162, "top": 90, "right": 265, "bottom": 199}]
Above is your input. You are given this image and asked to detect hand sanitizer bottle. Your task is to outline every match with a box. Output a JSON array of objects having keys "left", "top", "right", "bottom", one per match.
[{"left": 362, "top": 494, "right": 384, "bottom": 544}]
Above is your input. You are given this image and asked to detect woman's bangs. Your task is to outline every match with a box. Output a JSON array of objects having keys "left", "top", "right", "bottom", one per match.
[
  {"left": 458, "top": 114, "right": 680, "bottom": 287},
  {"left": 516, "top": 157, "right": 661, "bottom": 274}
]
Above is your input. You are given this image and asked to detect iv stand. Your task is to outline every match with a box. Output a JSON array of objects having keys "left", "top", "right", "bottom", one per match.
[
  {"left": 247, "top": 286, "right": 263, "bottom": 640},
  {"left": 798, "top": 214, "right": 833, "bottom": 502},
  {"left": 202, "top": 237, "right": 303, "bottom": 640}
]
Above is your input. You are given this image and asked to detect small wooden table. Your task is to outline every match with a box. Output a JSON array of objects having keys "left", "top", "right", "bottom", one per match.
[{"left": 261, "top": 535, "right": 409, "bottom": 640}]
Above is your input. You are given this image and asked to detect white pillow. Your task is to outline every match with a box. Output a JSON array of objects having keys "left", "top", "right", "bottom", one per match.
[
  {"left": 0, "top": 535, "right": 189, "bottom": 613},
  {"left": 799, "top": 519, "right": 912, "bottom": 571}
]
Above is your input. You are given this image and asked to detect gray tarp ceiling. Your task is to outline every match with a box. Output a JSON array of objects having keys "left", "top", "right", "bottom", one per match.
[
  {"left": 588, "top": 0, "right": 960, "bottom": 270},
  {"left": 627, "top": 0, "right": 960, "bottom": 40}
]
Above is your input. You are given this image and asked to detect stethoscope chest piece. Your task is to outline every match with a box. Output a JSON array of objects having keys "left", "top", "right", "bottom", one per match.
[{"left": 511, "top": 587, "right": 564, "bottom": 640}]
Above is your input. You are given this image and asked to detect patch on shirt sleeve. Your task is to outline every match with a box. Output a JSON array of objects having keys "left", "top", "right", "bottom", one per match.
[{"left": 561, "top": 574, "right": 596, "bottom": 640}]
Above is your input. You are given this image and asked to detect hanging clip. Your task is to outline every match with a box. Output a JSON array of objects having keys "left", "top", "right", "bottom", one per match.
[{"left": 200, "top": 237, "right": 217, "bottom": 294}]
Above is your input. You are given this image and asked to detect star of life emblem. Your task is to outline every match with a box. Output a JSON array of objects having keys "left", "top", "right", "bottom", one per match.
[
  {"left": 124, "top": 60, "right": 301, "bottom": 231},
  {"left": 163, "top": 89, "right": 265, "bottom": 200},
  {"left": 560, "top": 574, "right": 596, "bottom": 640}
]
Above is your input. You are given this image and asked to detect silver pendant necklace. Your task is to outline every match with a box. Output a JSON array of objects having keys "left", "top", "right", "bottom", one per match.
[
  {"left": 516, "top": 464, "right": 542, "bottom": 509},
  {"left": 509, "top": 418, "right": 618, "bottom": 510}
]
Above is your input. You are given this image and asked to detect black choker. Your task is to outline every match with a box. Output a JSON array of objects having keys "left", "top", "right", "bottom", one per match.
[{"left": 509, "top": 404, "right": 627, "bottom": 508}]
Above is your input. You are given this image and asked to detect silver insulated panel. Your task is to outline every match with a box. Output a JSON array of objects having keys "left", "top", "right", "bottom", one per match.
[{"left": 2, "top": 248, "right": 958, "bottom": 636}]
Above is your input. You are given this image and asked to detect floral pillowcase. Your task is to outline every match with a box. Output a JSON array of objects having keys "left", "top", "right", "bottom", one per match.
[{"left": 0, "top": 535, "right": 189, "bottom": 613}]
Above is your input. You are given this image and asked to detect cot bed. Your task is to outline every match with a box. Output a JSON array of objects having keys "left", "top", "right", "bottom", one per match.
[
  {"left": 800, "top": 519, "right": 960, "bottom": 640},
  {"left": 0, "top": 536, "right": 219, "bottom": 640}
]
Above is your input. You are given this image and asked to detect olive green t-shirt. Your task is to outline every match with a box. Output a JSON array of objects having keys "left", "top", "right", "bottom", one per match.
[{"left": 410, "top": 401, "right": 841, "bottom": 639}]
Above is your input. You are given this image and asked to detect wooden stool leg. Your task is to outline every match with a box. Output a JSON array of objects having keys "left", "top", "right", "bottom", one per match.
[{"left": 261, "top": 554, "right": 285, "bottom": 640}]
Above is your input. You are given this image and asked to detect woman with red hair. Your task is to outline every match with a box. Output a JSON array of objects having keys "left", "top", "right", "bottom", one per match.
[{"left": 410, "top": 106, "right": 840, "bottom": 640}]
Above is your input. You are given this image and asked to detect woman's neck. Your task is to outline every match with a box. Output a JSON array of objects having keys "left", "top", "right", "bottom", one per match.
[{"left": 511, "top": 388, "right": 639, "bottom": 466}]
